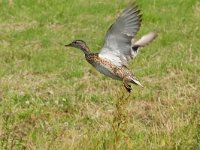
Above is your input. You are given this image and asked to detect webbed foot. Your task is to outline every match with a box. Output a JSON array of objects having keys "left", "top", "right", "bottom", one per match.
[{"left": 123, "top": 81, "right": 132, "bottom": 93}]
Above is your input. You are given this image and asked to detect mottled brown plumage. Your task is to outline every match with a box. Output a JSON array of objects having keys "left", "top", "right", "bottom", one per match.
[
  {"left": 65, "top": 3, "right": 157, "bottom": 92},
  {"left": 65, "top": 40, "right": 142, "bottom": 92}
]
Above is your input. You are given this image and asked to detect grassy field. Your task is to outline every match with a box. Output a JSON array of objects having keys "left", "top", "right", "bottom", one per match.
[{"left": 0, "top": 0, "right": 200, "bottom": 149}]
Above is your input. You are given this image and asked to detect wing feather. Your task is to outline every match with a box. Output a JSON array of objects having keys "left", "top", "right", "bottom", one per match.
[{"left": 99, "top": 3, "right": 142, "bottom": 67}]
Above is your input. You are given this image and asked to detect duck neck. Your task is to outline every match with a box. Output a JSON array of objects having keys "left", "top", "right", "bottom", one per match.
[{"left": 80, "top": 45, "right": 91, "bottom": 55}]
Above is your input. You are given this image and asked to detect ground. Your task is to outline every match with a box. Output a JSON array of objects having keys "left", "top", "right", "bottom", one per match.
[{"left": 0, "top": 0, "right": 199, "bottom": 149}]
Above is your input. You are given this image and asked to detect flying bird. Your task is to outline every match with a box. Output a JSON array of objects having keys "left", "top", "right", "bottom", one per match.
[{"left": 65, "top": 3, "right": 157, "bottom": 92}]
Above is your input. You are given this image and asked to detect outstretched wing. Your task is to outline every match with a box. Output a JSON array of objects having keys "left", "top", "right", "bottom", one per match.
[
  {"left": 131, "top": 32, "right": 158, "bottom": 59},
  {"left": 99, "top": 3, "right": 142, "bottom": 67}
]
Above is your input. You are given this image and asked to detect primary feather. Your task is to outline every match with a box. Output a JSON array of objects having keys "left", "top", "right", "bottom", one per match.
[
  {"left": 65, "top": 2, "right": 158, "bottom": 92},
  {"left": 99, "top": 3, "right": 142, "bottom": 67}
]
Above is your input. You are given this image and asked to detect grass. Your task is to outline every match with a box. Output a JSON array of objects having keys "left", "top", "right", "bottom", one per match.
[{"left": 0, "top": 0, "right": 199, "bottom": 149}]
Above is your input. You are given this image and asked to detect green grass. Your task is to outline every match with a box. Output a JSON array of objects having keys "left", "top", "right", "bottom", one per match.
[{"left": 0, "top": 0, "right": 200, "bottom": 149}]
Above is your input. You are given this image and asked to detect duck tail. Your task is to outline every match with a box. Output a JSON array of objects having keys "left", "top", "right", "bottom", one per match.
[{"left": 131, "top": 77, "right": 143, "bottom": 88}]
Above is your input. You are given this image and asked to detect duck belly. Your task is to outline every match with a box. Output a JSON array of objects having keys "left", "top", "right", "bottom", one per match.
[{"left": 94, "top": 63, "right": 121, "bottom": 80}]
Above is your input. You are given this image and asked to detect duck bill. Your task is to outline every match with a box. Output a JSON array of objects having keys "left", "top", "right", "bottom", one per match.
[{"left": 65, "top": 43, "right": 72, "bottom": 47}]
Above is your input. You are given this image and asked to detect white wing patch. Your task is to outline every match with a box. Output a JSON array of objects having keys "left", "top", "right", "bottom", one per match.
[
  {"left": 99, "top": 4, "right": 142, "bottom": 67},
  {"left": 99, "top": 48, "right": 122, "bottom": 67}
]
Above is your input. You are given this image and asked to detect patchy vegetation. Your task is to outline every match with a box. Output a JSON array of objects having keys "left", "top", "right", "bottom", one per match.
[{"left": 0, "top": 0, "right": 199, "bottom": 149}]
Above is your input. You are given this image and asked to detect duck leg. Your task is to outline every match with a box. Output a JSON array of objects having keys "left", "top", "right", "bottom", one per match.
[{"left": 123, "top": 79, "right": 132, "bottom": 93}]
